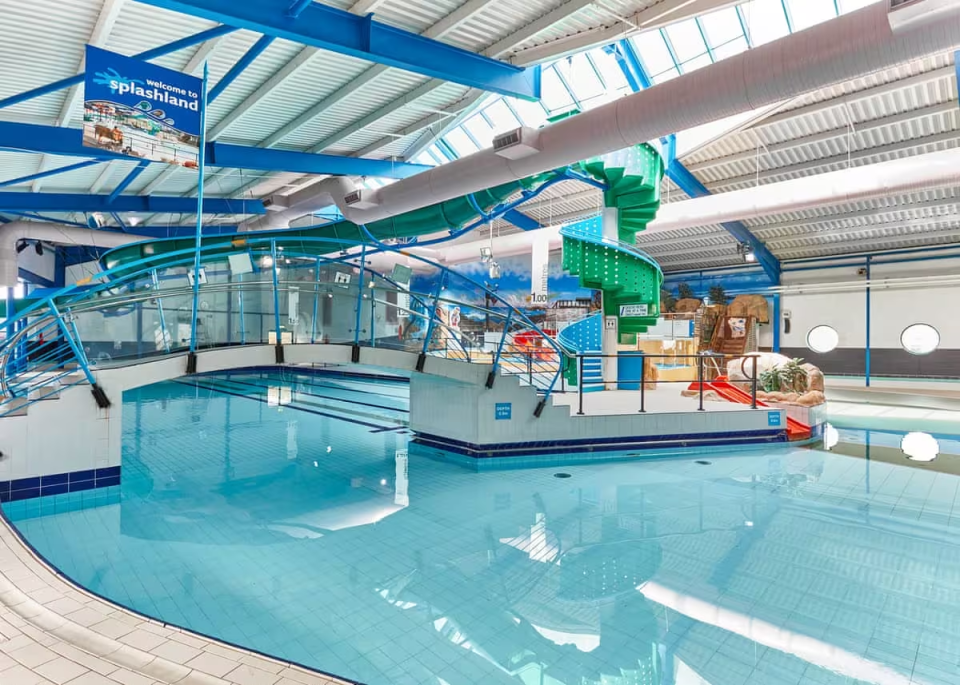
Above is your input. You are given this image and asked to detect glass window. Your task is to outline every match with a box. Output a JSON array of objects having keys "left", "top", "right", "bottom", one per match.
[
  {"left": 463, "top": 114, "right": 495, "bottom": 149},
  {"left": 901, "top": 323, "right": 940, "bottom": 355},
  {"left": 556, "top": 53, "right": 605, "bottom": 102},
  {"left": 633, "top": 32, "right": 676, "bottom": 81},
  {"left": 508, "top": 96, "right": 548, "bottom": 128},
  {"left": 739, "top": 0, "right": 791, "bottom": 46},
  {"left": 411, "top": 152, "right": 438, "bottom": 166},
  {"left": 444, "top": 128, "right": 478, "bottom": 156},
  {"left": 652, "top": 67, "right": 680, "bottom": 84},
  {"left": 711, "top": 36, "right": 750, "bottom": 61},
  {"left": 699, "top": 8, "right": 744, "bottom": 47},
  {"left": 587, "top": 48, "right": 630, "bottom": 92},
  {"left": 680, "top": 53, "right": 713, "bottom": 74},
  {"left": 426, "top": 144, "right": 450, "bottom": 163},
  {"left": 786, "top": 0, "right": 837, "bottom": 31},
  {"left": 482, "top": 100, "right": 521, "bottom": 135},
  {"left": 541, "top": 66, "right": 576, "bottom": 112},
  {"left": 901, "top": 432, "right": 939, "bottom": 462},
  {"left": 806, "top": 325, "right": 839, "bottom": 353},
  {"left": 839, "top": 0, "right": 880, "bottom": 12},
  {"left": 664, "top": 19, "right": 708, "bottom": 64}
]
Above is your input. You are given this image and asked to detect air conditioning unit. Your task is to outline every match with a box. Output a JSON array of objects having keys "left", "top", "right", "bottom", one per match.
[
  {"left": 888, "top": 0, "right": 957, "bottom": 31},
  {"left": 344, "top": 189, "right": 378, "bottom": 209},
  {"left": 263, "top": 195, "right": 289, "bottom": 212},
  {"left": 492, "top": 126, "right": 540, "bottom": 160}
]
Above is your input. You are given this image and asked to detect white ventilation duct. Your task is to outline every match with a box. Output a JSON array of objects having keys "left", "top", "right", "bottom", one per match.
[
  {"left": 260, "top": 1, "right": 960, "bottom": 228},
  {"left": 0, "top": 222, "right": 151, "bottom": 287},
  {"left": 646, "top": 146, "right": 960, "bottom": 234}
]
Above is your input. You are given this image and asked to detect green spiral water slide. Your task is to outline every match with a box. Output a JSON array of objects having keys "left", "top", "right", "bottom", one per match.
[{"left": 100, "top": 174, "right": 558, "bottom": 274}]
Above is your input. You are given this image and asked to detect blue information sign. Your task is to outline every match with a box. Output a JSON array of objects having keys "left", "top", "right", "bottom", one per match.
[
  {"left": 495, "top": 403, "right": 512, "bottom": 420},
  {"left": 768, "top": 411, "right": 782, "bottom": 427},
  {"left": 83, "top": 45, "right": 203, "bottom": 167}
]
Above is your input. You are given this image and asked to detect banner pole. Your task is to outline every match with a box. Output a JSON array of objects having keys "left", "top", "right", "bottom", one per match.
[{"left": 187, "top": 61, "right": 209, "bottom": 370}]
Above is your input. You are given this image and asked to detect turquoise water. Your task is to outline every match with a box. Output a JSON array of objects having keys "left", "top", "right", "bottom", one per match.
[{"left": 6, "top": 369, "right": 960, "bottom": 685}]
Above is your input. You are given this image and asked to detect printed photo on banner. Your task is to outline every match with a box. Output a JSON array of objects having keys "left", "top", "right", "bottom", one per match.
[{"left": 82, "top": 45, "right": 203, "bottom": 168}]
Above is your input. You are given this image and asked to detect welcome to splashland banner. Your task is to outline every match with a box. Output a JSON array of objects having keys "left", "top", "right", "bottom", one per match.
[{"left": 82, "top": 45, "right": 203, "bottom": 168}]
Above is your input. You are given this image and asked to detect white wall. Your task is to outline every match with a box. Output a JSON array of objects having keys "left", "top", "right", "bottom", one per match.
[{"left": 778, "top": 258, "right": 960, "bottom": 352}]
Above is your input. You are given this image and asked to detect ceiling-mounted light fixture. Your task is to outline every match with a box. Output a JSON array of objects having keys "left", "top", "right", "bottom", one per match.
[
  {"left": 737, "top": 243, "right": 756, "bottom": 263},
  {"left": 34, "top": 242, "right": 43, "bottom": 256},
  {"left": 15, "top": 241, "right": 27, "bottom": 254}
]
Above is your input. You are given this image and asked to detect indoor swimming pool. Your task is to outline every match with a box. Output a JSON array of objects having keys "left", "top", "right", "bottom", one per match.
[{"left": 4, "top": 368, "right": 960, "bottom": 685}]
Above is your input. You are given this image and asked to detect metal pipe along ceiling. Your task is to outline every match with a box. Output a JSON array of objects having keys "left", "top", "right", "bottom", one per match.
[
  {"left": 275, "top": 1, "right": 960, "bottom": 226},
  {"left": 0, "top": 222, "right": 151, "bottom": 287},
  {"left": 645, "top": 147, "right": 960, "bottom": 234}
]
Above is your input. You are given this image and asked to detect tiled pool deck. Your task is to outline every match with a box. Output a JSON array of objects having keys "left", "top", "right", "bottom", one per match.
[{"left": 0, "top": 516, "right": 350, "bottom": 685}]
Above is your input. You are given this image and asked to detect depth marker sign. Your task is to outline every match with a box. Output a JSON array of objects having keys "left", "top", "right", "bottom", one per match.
[{"left": 82, "top": 46, "right": 203, "bottom": 168}]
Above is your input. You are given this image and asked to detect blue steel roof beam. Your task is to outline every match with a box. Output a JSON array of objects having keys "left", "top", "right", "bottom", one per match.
[
  {"left": 131, "top": 0, "right": 542, "bottom": 100},
  {"left": 666, "top": 161, "right": 781, "bottom": 283},
  {"left": 0, "top": 193, "right": 266, "bottom": 215},
  {"left": 0, "top": 25, "right": 237, "bottom": 111},
  {"left": 0, "top": 160, "right": 103, "bottom": 189},
  {"left": 0, "top": 122, "right": 431, "bottom": 179},
  {"left": 610, "top": 38, "right": 780, "bottom": 284},
  {"left": 107, "top": 161, "right": 151, "bottom": 204},
  {"left": 208, "top": 34, "right": 276, "bottom": 103}
]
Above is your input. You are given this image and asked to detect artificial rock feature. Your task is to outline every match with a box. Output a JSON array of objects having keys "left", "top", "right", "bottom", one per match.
[{"left": 726, "top": 295, "right": 770, "bottom": 323}]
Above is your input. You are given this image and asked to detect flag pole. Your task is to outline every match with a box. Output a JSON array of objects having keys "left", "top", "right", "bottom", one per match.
[{"left": 187, "top": 61, "right": 209, "bottom": 373}]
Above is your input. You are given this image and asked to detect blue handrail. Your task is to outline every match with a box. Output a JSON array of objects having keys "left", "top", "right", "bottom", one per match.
[{"left": 1, "top": 235, "right": 570, "bottom": 415}]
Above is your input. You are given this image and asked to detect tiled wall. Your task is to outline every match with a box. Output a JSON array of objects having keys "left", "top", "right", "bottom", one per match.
[{"left": 0, "top": 466, "right": 120, "bottom": 502}]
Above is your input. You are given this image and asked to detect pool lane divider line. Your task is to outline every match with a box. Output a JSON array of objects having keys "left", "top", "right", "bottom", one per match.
[
  {"left": 217, "top": 370, "right": 409, "bottom": 401},
  {"left": 173, "top": 379, "right": 395, "bottom": 431},
  {"left": 210, "top": 375, "right": 409, "bottom": 413},
  {"left": 190, "top": 377, "right": 410, "bottom": 428}
]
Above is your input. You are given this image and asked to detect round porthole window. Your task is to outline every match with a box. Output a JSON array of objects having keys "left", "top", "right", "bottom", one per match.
[
  {"left": 901, "top": 324, "right": 940, "bottom": 356},
  {"left": 901, "top": 432, "right": 939, "bottom": 462},
  {"left": 806, "top": 325, "right": 839, "bottom": 354}
]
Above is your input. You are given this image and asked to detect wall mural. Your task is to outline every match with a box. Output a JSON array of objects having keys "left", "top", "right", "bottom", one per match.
[{"left": 410, "top": 251, "right": 599, "bottom": 335}]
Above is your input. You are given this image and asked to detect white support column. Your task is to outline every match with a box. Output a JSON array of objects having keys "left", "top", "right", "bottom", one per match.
[{"left": 601, "top": 206, "right": 618, "bottom": 389}]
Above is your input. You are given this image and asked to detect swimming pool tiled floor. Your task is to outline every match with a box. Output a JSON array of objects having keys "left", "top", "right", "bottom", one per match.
[{"left": 6, "top": 370, "right": 960, "bottom": 685}]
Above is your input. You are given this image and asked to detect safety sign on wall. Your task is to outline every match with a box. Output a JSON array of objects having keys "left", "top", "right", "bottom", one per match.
[
  {"left": 83, "top": 45, "right": 203, "bottom": 167},
  {"left": 620, "top": 304, "right": 649, "bottom": 317},
  {"left": 495, "top": 403, "right": 512, "bottom": 420},
  {"left": 768, "top": 411, "right": 782, "bottom": 427}
]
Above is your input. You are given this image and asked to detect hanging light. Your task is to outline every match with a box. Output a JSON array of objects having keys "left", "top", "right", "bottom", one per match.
[{"left": 737, "top": 243, "right": 756, "bottom": 263}]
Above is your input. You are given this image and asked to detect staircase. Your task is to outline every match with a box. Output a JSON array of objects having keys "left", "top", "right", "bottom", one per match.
[
  {"left": 708, "top": 316, "right": 755, "bottom": 357},
  {"left": 559, "top": 143, "right": 665, "bottom": 389}
]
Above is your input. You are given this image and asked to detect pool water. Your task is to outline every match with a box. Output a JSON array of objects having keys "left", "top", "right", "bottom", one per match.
[{"left": 6, "top": 369, "right": 960, "bottom": 685}]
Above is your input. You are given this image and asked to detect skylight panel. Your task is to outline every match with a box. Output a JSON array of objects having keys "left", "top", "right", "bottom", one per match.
[
  {"left": 664, "top": 19, "right": 708, "bottom": 64},
  {"left": 710, "top": 36, "right": 749, "bottom": 61},
  {"left": 507, "top": 97, "right": 548, "bottom": 128},
  {"left": 699, "top": 7, "right": 744, "bottom": 47},
  {"left": 838, "top": 0, "right": 880, "bottom": 12},
  {"left": 587, "top": 48, "right": 630, "bottom": 92},
  {"left": 482, "top": 100, "right": 521, "bottom": 135},
  {"left": 463, "top": 114, "right": 495, "bottom": 149},
  {"left": 445, "top": 128, "right": 478, "bottom": 156},
  {"left": 556, "top": 53, "right": 605, "bottom": 102},
  {"left": 739, "top": 0, "right": 790, "bottom": 46},
  {"left": 633, "top": 32, "right": 676, "bottom": 81},
  {"left": 540, "top": 66, "right": 576, "bottom": 113},
  {"left": 786, "top": 0, "right": 838, "bottom": 31}
]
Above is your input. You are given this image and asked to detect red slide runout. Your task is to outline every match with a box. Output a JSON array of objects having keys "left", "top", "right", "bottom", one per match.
[{"left": 687, "top": 376, "right": 811, "bottom": 440}]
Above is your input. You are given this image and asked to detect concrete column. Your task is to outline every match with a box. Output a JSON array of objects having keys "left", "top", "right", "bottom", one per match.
[{"left": 601, "top": 206, "right": 618, "bottom": 389}]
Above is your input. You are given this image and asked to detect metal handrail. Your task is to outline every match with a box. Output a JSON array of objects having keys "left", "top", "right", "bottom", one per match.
[
  {"left": 571, "top": 351, "right": 759, "bottom": 417},
  {"left": 0, "top": 236, "right": 569, "bottom": 416}
]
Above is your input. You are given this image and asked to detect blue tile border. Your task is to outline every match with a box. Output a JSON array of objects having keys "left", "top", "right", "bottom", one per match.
[
  {"left": 0, "top": 465, "right": 121, "bottom": 503},
  {"left": 413, "top": 428, "right": 789, "bottom": 459}
]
